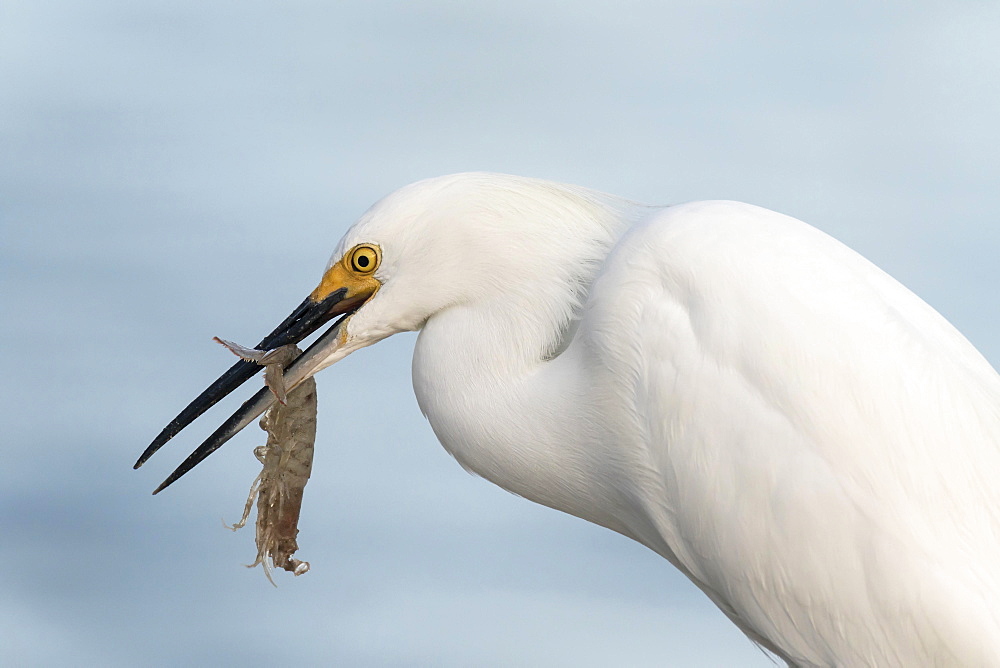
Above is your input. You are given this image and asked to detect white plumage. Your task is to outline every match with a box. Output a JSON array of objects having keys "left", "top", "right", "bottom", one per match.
[
  {"left": 151, "top": 172, "right": 1000, "bottom": 665},
  {"left": 342, "top": 174, "right": 1000, "bottom": 665}
]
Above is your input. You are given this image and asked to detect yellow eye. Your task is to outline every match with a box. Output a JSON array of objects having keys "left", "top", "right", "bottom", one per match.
[{"left": 348, "top": 244, "right": 379, "bottom": 274}]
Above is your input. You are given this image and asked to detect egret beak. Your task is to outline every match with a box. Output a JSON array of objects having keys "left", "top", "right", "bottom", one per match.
[{"left": 136, "top": 258, "right": 380, "bottom": 493}]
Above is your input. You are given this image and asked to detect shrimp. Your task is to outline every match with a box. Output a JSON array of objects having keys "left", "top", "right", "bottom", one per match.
[{"left": 215, "top": 337, "right": 317, "bottom": 585}]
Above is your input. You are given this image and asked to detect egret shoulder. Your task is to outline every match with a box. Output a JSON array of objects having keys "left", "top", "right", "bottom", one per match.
[{"left": 580, "top": 199, "right": 1000, "bottom": 665}]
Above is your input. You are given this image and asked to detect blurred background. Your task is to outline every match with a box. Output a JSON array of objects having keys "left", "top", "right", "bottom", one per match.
[{"left": 4, "top": 1, "right": 999, "bottom": 665}]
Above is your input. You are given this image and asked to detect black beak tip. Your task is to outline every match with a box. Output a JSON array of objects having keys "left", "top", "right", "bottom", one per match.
[
  {"left": 148, "top": 383, "right": 274, "bottom": 494},
  {"left": 131, "top": 358, "right": 260, "bottom": 471},
  {"left": 139, "top": 287, "right": 353, "bottom": 491}
]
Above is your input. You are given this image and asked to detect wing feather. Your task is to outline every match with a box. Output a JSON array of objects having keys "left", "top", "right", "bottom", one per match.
[{"left": 584, "top": 200, "right": 1000, "bottom": 665}]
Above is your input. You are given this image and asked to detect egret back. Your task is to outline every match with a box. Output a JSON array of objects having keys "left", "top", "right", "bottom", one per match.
[{"left": 583, "top": 200, "right": 1000, "bottom": 665}]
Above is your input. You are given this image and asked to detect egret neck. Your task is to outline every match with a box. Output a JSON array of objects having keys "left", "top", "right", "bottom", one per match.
[{"left": 411, "top": 195, "right": 661, "bottom": 546}]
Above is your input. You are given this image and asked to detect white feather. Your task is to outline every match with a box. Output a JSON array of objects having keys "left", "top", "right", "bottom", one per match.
[{"left": 325, "top": 173, "right": 1000, "bottom": 665}]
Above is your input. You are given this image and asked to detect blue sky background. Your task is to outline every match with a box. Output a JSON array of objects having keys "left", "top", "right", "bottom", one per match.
[{"left": 4, "top": 1, "right": 1000, "bottom": 665}]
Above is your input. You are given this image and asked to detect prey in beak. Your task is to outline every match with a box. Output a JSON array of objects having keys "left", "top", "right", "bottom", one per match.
[{"left": 135, "top": 243, "right": 382, "bottom": 493}]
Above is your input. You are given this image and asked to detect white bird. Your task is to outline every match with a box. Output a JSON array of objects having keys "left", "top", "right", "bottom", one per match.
[{"left": 137, "top": 173, "right": 1000, "bottom": 666}]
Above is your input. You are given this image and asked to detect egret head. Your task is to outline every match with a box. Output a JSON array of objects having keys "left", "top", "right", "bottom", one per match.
[
  {"left": 137, "top": 172, "right": 628, "bottom": 490},
  {"left": 313, "top": 173, "right": 629, "bottom": 366}
]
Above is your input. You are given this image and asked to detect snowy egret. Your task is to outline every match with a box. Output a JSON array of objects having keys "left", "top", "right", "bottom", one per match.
[{"left": 136, "top": 173, "right": 1000, "bottom": 665}]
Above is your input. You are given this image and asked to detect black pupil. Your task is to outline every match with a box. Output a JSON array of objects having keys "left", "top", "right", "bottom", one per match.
[{"left": 356, "top": 254, "right": 370, "bottom": 268}]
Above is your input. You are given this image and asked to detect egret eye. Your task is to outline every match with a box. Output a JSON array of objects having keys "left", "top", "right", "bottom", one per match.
[{"left": 348, "top": 245, "right": 379, "bottom": 274}]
